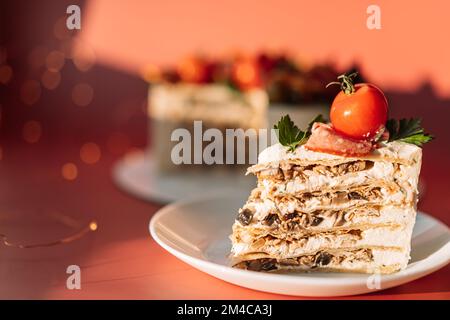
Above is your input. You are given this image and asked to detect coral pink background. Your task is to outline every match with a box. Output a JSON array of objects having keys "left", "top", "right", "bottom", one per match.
[{"left": 80, "top": 0, "right": 450, "bottom": 96}]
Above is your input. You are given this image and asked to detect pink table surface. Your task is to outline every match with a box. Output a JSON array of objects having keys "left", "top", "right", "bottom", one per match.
[{"left": 1, "top": 142, "right": 448, "bottom": 299}]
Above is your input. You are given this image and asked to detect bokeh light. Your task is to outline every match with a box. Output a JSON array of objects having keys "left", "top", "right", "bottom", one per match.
[
  {"left": 71, "top": 40, "right": 96, "bottom": 72},
  {"left": 80, "top": 142, "right": 101, "bottom": 164},
  {"left": 45, "top": 50, "right": 65, "bottom": 72},
  {"left": 20, "top": 80, "right": 41, "bottom": 106},
  {"left": 22, "top": 120, "right": 42, "bottom": 144},
  {"left": 41, "top": 70, "right": 61, "bottom": 90},
  {"left": 71, "top": 83, "right": 94, "bottom": 106},
  {"left": 0, "top": 65, "right": 13, "bottom": 84},
  {"left": 61, "top": 162, "right": 78, "bottom": 181},
  {"left": 89, "top": 221, "right": 98, "bottom": 231}
]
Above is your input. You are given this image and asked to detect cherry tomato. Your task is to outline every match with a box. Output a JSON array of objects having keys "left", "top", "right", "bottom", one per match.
[
  {"left": 177, "top": 56, "right": 210, "bottom": 83},
  {"left": 330, "top": 83, "right": 388, "bottom": 139},
  {"left": 232, "top": 58, "right": 261, "bottom": 90}
]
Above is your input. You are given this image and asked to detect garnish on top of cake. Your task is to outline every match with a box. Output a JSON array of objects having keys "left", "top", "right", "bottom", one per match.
[
  {"left": 274, "top": 72, "right": 433, "bottom": 156},
  {"left": 146, "top": 53, "right": 342, "bottom": 104}
]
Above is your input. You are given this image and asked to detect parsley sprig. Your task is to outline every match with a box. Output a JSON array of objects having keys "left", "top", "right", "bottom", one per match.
[
  {"left": 274, "top": 115, "right": 433, "bottom": 152},
  {"left": 274, "top": 114, "right": 325, "bottom": 152},
  {"left": 385, "top": 118, "right": 434, "bottom": 147}
]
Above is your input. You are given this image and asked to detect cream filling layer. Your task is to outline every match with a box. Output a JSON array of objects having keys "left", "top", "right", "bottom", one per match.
[
  {"left": 239, "top": 201, "right": 416, "bottom": 231},
  {"left": 256, "top": 160, "right": 420, "bottom": 195},
  {"left": 278, "top": 249, "right": 409, "bottom": 273},
  {"left": 256, "top": 141, "right": 421, "bottom": 167},
  {"left": 231, "top": 222, "right": 414, "bottom": 259},
  {"left": 258, "top": 181, "right": 416, "bottom": 212}
]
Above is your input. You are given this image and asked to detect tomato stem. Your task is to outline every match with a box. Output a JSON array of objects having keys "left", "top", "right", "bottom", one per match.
[{"left": 326, "top": 72, "right": 358, "bottom": 95}]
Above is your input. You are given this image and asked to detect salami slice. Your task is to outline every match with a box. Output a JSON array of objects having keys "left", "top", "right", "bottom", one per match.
[{"left": 305, "top": 122, "right": 373, "bottom": 156}]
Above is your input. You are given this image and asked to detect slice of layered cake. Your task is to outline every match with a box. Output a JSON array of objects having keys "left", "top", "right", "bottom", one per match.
[
  {"left": 230, "top": 73, "right": 433, "bottom": 274},
  {"left": 230, "top": 138, "right": 421, "bottom": 274}
]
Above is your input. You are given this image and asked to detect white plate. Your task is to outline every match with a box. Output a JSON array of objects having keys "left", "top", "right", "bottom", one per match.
[
  {"left": 113, "top": 150, "right": 256, "bottom": 203},
  {"left": 150, "top": 192, "right": 450, "bottom": 297}
]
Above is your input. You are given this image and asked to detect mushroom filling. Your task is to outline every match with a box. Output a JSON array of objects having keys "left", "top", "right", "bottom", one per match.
[
  {"left": 257, "top": 160, "right": 374, "bottom": 182},
  {"left": 234, "top": 248, "right": 374, "bottom": 271}
]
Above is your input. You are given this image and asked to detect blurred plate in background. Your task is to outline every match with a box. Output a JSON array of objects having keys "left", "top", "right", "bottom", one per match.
[{"left": 113, "top": 150, "right": 256, "bottom": 203}]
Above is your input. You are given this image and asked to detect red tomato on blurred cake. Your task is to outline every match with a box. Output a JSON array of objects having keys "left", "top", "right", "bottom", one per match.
[
  {"left": 177, "top": 56, "right": 210, "bottom": 84},
  {"left": 232, "top": 57, "right": 261, "bottom": 90}
]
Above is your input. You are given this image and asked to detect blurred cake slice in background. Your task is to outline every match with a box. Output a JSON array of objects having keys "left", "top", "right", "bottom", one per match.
[
  {"left": 145, "top": 53, "right": 349, "bottom": 172},
  {"left": 148, "top": 83, "right": 268, "bottom": 171}
]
